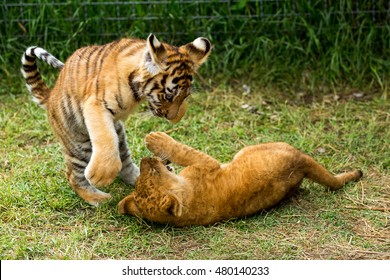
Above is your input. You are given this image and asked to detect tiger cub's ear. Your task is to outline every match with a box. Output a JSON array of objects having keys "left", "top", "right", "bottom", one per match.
[
  {"left": 145, "top": 33, "right": 167, "bottom": 75},
  {"left": 181, "top": 37, "right": 212, "bottom": 67}
]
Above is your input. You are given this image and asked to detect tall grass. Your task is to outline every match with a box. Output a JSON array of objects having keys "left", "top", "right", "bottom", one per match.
[{"left": 1, "top": 0, "right": 389, "bottom": 93}]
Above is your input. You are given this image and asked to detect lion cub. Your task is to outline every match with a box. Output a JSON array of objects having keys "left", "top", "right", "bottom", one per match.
[{"left": 118, "top": 132, "right": 362, "bottom": 226}]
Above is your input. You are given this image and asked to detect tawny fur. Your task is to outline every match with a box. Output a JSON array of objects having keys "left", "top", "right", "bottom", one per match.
[
  {"left": 118, "top": 132, "right": 363, "bottom": 226},
  {"left": 21, "top": 34, "right": 211, "bottom": 206}
]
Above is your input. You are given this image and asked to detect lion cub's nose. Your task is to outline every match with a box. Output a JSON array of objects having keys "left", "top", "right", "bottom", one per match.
[
  {"left": 141, "top": 157, "right": 152, "bottom": 162},
  {"left": 140, "top": 157, "right": 152, "bottom": 168},
  {"left": 141, "top": 157, "right": 160, "bottom": 168}
]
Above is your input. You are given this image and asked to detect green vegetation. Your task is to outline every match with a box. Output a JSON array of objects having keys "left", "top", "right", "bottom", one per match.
[
  {"left": 1, "top": 0, "right": 389, "bottom": 93},
  {"left": 1, "top": 78, "right": 389, "bottom": 259}
]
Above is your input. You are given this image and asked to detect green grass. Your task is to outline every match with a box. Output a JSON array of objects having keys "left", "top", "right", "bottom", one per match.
[{"left": 0, "top": 77, "right": 389, "bottom": 259}]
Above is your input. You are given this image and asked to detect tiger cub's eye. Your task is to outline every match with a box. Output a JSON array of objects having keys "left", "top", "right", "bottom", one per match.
[{"left": 165, "top": 92, "right": 174, "bottom": 101}]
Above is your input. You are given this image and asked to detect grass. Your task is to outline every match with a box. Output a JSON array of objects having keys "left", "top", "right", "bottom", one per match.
[{"left": 0, "top": 75, "right": 389, "bottom": 259}]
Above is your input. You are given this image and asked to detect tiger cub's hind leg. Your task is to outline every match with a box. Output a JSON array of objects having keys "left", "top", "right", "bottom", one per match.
[
  {"left": 64, "top": 145, "right": 112, "bottom": 206},
  {"left": 116, "top": 122, "right": 140, "bottom": 185}
]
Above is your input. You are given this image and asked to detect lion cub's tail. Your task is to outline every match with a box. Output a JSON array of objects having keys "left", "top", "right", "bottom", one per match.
[{"left": 302, "top": 154, "right": 363, "bottom": 190}]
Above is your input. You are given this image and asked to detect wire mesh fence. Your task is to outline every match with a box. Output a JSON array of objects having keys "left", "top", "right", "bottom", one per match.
[
  {"left": 2, "top": 0, "right": 389, "bottom": 42},
  {"left": 1, "top": 1, "right": 389, "bottom": 87}
]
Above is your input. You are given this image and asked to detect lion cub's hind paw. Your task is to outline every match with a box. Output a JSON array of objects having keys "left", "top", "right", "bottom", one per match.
[{"left": 145, "top": 132, "right": 174, "bottom": 156}]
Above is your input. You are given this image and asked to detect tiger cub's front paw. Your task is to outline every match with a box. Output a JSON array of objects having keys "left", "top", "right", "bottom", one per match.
[
  {"left": 145, "top": 132, "right": 174, "bottom": 156},
  {"left": 85, "top": 154, "right": 122, "bottom": 187}
]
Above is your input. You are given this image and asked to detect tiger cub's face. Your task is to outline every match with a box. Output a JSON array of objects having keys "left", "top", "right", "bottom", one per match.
[{"left": 144, "top": 35, "right": 212, "bottom": 123}]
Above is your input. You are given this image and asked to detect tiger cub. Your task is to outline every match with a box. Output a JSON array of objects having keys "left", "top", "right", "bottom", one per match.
[
  {"left": 118, "top": 132, "right": 363, "bottom": 226},
  {"left": 21, "top": 34, "right": 211, "bottom": 206}
]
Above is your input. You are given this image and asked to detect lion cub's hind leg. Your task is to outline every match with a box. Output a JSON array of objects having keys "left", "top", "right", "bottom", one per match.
[
  {"left": 303, "top": 154, "right": 363, "bottom": 190},
  {"left": 332, "top": 170, "right": 363, "bottom": 190}
]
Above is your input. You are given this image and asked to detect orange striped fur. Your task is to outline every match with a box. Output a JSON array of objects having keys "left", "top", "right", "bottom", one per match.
[{"left": 21, "top": 34, "right": 212, "bottom": 206}]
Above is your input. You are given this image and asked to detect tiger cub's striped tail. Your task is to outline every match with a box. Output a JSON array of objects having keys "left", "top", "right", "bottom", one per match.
[{"left": 21, "top": 46, "right": 64, "bottom": 109}]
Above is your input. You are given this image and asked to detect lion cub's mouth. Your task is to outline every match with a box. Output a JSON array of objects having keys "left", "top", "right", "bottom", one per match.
[
  {"left": 164, "top": 160, "right": 174, "bottom": 173},
  {"left": 165, "top": 164, "right": 173, "bottom": 172}
]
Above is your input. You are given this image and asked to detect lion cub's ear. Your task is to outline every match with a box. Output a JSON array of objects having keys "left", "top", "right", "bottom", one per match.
[
  {"left": 160, "top": 193, "right": 183, "bottom": 217},
  {"left": 118, "top": 194, "right": 141, "bottom": 217}
]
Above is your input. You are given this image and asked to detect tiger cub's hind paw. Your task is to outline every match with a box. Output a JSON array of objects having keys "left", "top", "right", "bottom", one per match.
[
  {"left": 119, "top": 163, "right": 140, "bottom": 185},
  {"left": 73, "top": 187, "right": 112, "bottom": 207}
]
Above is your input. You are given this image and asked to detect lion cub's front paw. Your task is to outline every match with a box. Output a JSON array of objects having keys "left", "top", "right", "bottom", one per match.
[
  {"left": 145, "top": 132, "right": 174, "bottom": 156},
  {"left": 85, "top": 154, "right": 122, "bottom": 187}
]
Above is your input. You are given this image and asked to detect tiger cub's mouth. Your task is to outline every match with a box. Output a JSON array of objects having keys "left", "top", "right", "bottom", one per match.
[
  {"left": 147, "top": 98, "right": 187, "bottom": 124},
  {"left": 153, "top": 109, "right": 164, "bottom": 118}
]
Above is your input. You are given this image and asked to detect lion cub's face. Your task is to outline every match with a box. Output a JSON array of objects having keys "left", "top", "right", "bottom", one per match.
[{"left": 118, "top": 157, "right": 182, "bottom": 223}]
